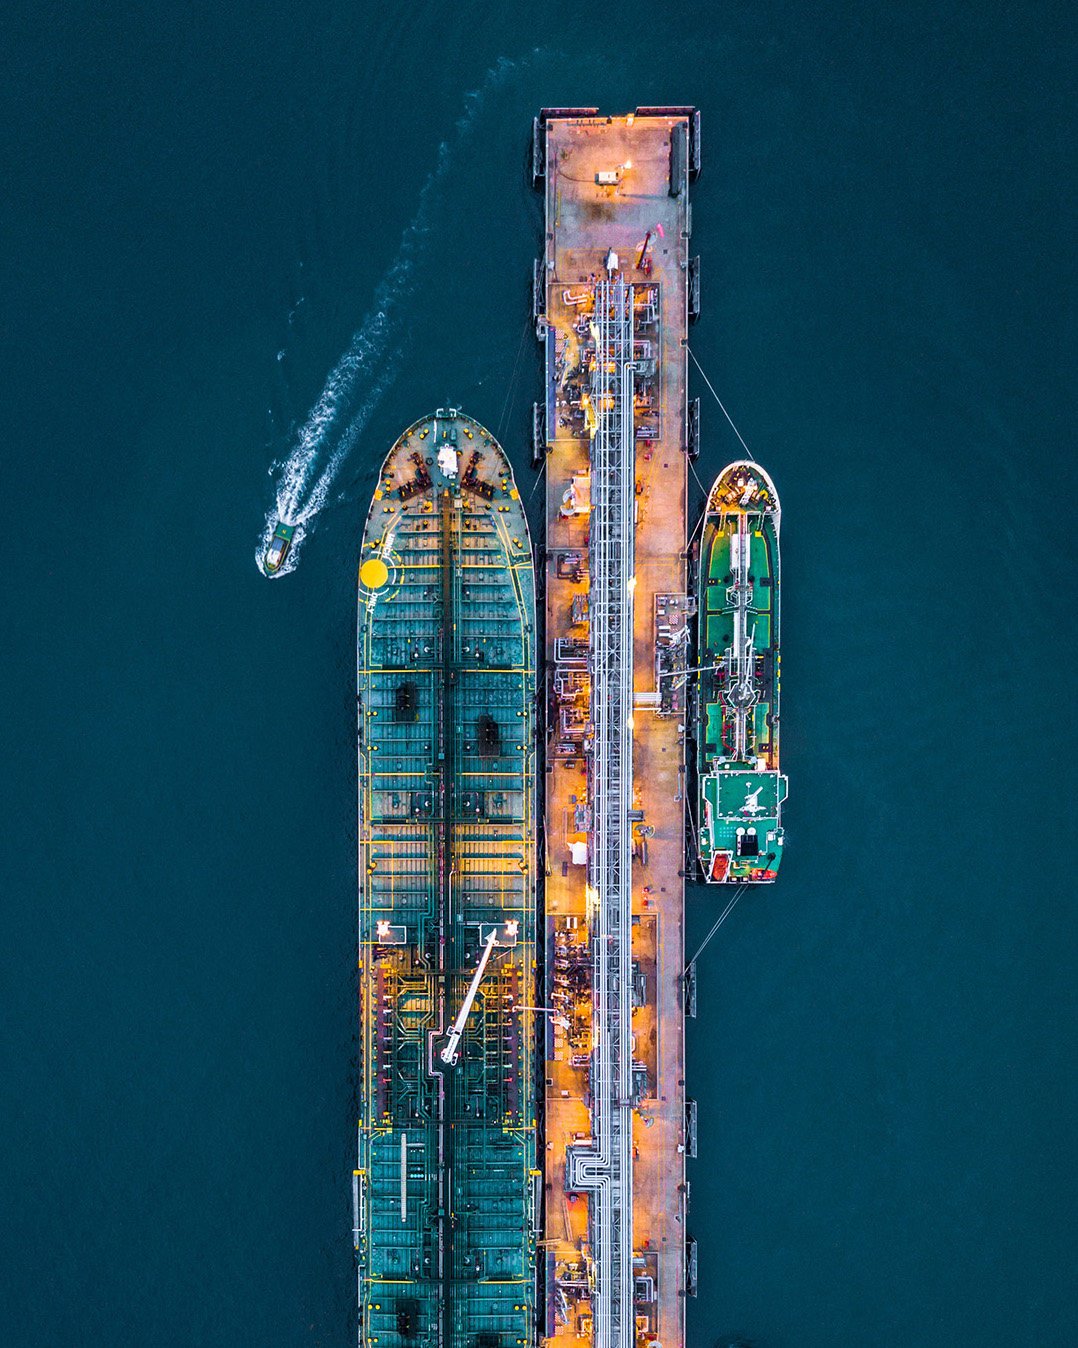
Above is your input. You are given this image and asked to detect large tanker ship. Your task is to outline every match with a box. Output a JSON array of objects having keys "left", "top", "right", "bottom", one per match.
[
  {"left": 696, "top": 461, "right": 788, "bottom": 883},
  {"left": 354, "top": 409, "right": 539, "bottom": 1347}
]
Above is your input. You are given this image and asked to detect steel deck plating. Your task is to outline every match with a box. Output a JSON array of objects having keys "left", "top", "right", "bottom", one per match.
[{"left": 355, "top": 410, "right": 539, "bottom": 1348}]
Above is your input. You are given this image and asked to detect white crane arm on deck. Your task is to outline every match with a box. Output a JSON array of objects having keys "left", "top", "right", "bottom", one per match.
[{"left": 439, "top": 927, "right": 501, "bottom": 1067}]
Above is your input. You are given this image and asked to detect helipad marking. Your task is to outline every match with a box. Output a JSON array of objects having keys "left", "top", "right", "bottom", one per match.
[{"left": 360, "top": 558, "right": 390, "bottom": 590}]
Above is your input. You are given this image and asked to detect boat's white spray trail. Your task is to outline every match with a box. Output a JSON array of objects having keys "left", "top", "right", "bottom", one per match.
[{"left": 257, "top": 57, "right": 520, "bottom": 577}]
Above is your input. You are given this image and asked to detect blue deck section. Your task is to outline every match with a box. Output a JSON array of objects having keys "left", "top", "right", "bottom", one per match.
[{"left": 356, "top": 410, "right": 538, "bottom": 1348}]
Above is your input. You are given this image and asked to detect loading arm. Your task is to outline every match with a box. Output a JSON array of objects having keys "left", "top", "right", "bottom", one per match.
[{"left": 439, "top": 927, "right": 500, "bottom": 1067}]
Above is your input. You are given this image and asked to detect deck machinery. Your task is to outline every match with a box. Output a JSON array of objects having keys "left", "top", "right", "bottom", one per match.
[{"left": 355, "top": 410, "right": 539, "bottom": 1348}]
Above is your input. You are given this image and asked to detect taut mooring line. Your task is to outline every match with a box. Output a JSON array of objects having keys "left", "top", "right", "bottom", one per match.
[{"left": 687, "top": 344, "right": 754, "bottom": 459}]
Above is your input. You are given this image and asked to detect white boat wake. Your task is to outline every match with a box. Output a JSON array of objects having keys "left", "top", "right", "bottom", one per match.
[{"left": 257, "top": 56, "right": 521, "bottom": 578}]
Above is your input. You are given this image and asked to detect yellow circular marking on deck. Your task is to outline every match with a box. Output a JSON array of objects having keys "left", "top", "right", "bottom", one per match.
[{"left": 360, "top": 558, "right": 389, "bottom": 590}]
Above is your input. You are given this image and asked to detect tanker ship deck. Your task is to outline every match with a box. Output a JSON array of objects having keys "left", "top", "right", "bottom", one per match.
[
  {"left": 697, "top": 461, "right": 787, "bottom": 884},
  {"left": 532, "top": 107, "right": 699, "bottom": 1348},
  {"left": 354, "top": 409, "right": 539, "bottom": 1348}
]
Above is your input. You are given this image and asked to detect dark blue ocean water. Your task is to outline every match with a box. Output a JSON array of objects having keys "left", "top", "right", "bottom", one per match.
[{"left": 2, "top": 3, "right": 1075, "bottom": 1344}]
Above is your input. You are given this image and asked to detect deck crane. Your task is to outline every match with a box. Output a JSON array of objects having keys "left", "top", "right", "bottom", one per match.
[
  {"left": 439, "top": 922, "right": 518, "bottom": 1066},
  {"left": 635, "top": 230, "right": 653, "bottom": 274}
]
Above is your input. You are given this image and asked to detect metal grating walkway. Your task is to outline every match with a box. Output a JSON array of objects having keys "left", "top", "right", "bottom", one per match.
[{"left": 566, "top": 277, "right": 637, "bottom": 1348}]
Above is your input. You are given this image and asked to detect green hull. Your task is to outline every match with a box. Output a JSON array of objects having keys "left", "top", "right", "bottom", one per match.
[
  {"left": 697, "top": 462, "right": 788, "bottom": 883},
  {"left": 355, "top": 410, "right": 538, "bottom": 1347}
]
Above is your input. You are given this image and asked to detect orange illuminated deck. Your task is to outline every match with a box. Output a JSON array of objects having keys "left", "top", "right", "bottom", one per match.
[{"left": 533, "top": 108, "right": 698, "bottom": 1348}]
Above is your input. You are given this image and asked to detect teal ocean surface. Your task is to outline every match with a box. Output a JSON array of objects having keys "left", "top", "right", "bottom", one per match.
[{"left": 2, "top": 3, "right": 1074, "bottom": 1344}]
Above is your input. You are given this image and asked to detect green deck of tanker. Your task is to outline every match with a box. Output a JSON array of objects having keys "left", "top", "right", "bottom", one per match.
[
  {"left": 355, "top": 409, "right": 538, "bottom": 1348},
  {"left": 697, "top": 460, "right": 788, "bottom": 883}
]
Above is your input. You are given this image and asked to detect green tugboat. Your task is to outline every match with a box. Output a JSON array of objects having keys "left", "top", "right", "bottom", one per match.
[
  {"left": 697, "top": 461, "right": 788, "bottom": 883},
  {"left": 263, "top": 520, "right": 295, "bottom": 573},
  {"left": 354, "top": 409, "right": 538, "bottom": 1348}
]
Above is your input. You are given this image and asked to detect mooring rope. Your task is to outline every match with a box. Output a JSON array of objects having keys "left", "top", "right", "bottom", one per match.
[
  {"left": 684, "top": 883, "right": 749, "bottom": 974},
  {"left": 686, "top": 345, "right": 755, "bottom": 460}
]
